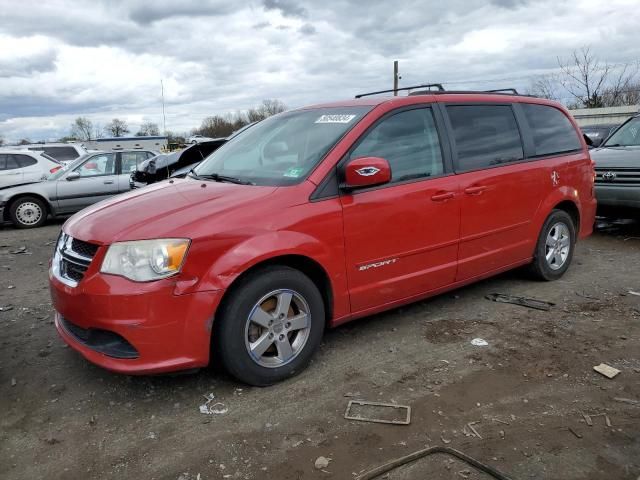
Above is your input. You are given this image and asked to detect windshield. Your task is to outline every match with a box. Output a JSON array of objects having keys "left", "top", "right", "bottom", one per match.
[
  {"left": 47, "top": 153, "right": 93, "bottom": 180},
  {"left": 193, "top": 106, "right": 371, "bottom": 186},
  {"left": 604, "top": 117, "right": 640, "bottom": 147}
]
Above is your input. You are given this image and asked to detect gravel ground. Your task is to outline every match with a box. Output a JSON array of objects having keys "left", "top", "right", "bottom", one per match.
[{"left": 1, "top": 218, "right": 639, "bottom": 480}]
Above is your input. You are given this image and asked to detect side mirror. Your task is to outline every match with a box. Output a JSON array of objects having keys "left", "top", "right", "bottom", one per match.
[
  {"left": 342, "top": 156, "right": 391, "bottom": 190},
  {"left": 66, "top": 171, "right": 81, "bottom": 181},
  {"left": 583, "top": 133, "right": 593, "bottom": 147}
]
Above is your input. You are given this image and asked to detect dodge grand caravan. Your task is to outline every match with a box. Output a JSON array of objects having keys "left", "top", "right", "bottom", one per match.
[{"left": 50, "top": 86, "right": 596, "bottom": 386}]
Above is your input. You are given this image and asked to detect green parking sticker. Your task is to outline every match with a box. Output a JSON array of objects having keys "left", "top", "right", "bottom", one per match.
[{"left": 283, "top": 167, "right": 304, "bottom": 178}]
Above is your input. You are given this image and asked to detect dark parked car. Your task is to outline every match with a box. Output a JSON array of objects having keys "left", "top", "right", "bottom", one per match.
[
  {"left": 591, "top": 115, "right": 640, "bottom": 217},
  {"left": 130, "top": 139, "right": 226, "bottom": 188},
  {"left": 581, "top": 124, "right": 618, "bottom": 148},
  {"left": 130, "top": 123, "right": 257, "bottom": 188}
]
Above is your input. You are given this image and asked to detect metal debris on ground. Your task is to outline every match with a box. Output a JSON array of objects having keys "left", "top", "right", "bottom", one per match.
[
  {"left": 464, "top": 421, "right": 482, "bottom": 439},
  {"left": 314, "top": 456, "right": 330, "bottom": 470},
  {"left": 470, "top": 338, "right": 489, "bottom": 346},
  {"left": 568, "top": 427, "right": 582, "bottom": 439},
  {"left": 485, "top": 293, "right": 555, "bottom": 311},
  {"left": 11, "top": 378, "right": 17, "bottom": 386},
  {"left": 344, "top": 400, "right": 411, "bottom": 425},
  {"left": 0, "top": 306, "right": 13, "bottom": 312},
  {"left": 582, "top": 412, "right": 612, "bottom": 427},
  {"left": 10, "top": 246, "right": 31, "bottom": 255},
  {"left": 613, "top": 397, "right": 640, "bottom": 406},
  {"left": 198, "top": 393, "right": 228, "bottom": 415},
  {"left": 627, "top": 290, "right": 640, "bottom": 297},
  {"left": 355, "top": 446, "right": 513, "bottom": 480},
  {"left": 593, "top": 363, "right": 621, "bottom": 379}
]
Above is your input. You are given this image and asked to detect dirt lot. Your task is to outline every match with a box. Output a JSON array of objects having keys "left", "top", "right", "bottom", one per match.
[{"left": 1, "top": 218, "right": 639, "bottom": 480}]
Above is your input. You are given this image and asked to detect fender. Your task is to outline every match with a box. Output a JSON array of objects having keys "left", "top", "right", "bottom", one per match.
[
  {"left": 187, "top": 230, "right": 350, "bottom": 321},
  {"left": 531, "top": 185, "right": 582, "bottom": 241}
]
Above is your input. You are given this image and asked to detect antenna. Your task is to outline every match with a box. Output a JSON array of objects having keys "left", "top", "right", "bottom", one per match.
[{"left": 161, "top": 79, "right": 167, "bottom": 134}]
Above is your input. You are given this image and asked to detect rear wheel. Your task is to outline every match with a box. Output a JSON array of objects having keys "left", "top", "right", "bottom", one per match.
[
  {"left": 9, "top": 196, "right": 48, "bottom": 228},
  {"left": 214, "top": 266, "right": 325, "bottom": 386},
  {"left": 530, "top": 209, "right": 575, "bottom": 281}
]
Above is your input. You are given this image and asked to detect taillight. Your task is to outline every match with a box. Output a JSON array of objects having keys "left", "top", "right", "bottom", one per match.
[{"left": 50, "top": 166, "right": 62, "bottom": 173}]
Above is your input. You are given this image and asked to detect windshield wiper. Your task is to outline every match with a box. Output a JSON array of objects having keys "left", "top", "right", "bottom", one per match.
[{"left": 194, "top": 172, "right": 254, "bottom": 185}]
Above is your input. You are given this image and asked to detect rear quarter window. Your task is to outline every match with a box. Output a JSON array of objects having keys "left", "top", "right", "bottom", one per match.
[
  {"left": 15, "top": 154, "right": 38, "bottom": 168},
  {"left": 521, "top": 104, "right": 582, "bottom": 156}
]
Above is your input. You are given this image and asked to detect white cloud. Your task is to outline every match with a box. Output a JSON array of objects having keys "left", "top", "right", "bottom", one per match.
[{"left": 0, "top": 0, "right": 639, "bottom": 142}]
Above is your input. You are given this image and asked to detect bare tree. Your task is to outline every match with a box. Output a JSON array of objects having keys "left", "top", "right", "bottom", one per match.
[
  {"left": 70, "top": 117, "right": 94, "bottom": 141},
  {"left": 194, "top": 99, "right": 287, "bottom": 138},
  {"left": 104, "top": 118, "right": 130, "bottom": 137},
  {"left": 18, "top": 138, "right": 31, "bottom": 145},
  {"left": 527, "top": 74, "right": 560, "bottom": 101},
  {"left": 557, "top": 46, "right": 638, "bottom": 108},
  {"left": 136, "top": 121, "right": 160, "bottom": 136}
]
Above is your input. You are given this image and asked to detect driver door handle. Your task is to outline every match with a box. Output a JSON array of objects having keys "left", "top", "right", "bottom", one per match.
[
  {"left": 431, "top": 191, "right": 455, "bottom": 202},
  {"left": 103, "top": 180, "right": 114, "bottom": 184}
]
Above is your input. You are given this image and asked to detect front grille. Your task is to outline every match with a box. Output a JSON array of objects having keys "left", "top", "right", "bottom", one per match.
[
  {"left": 52, "top": 233, "right": 99, "bottom": 287},
  {"left": 71, "top": 238, "right": 99, "bottom": 258},
  {"left": 595, "top": 168, "right": 640, "bottom": 186}
]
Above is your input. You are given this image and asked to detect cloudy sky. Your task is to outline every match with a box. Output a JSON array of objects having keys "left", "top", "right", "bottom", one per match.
[{"left": 0, "top": 0, "right": 638, "bottom": 142}]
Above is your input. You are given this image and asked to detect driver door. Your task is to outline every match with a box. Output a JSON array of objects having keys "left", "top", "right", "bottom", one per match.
[
  {"left": 55, "top": 153, "right": 119, "bottom": 213},
  {"left": 340, "top": 107, "right": 461, "bottom": 312}
]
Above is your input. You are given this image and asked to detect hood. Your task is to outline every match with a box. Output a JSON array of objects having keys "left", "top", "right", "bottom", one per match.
[
  {"left": 64, "top": 178, "right": 279, "bottom": 243},
  {"left": 591, "top": 145, "right": 640, "bottom": 168}
]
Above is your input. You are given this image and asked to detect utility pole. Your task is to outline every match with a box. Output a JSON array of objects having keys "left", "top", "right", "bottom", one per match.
[
  {"left": 393, "top": 60, "right": 399, "bottom": 96},
  {"left": 161, "top": 79, "right": 167, "bottom": 134}
]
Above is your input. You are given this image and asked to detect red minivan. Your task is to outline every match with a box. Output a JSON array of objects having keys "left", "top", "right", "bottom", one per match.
[{"left": 50, "top": 87, "right": 596, "bottom": 385}]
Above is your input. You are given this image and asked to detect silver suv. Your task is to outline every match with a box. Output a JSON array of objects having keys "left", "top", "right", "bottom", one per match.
[
  {"left": 0, "top": 149, "right": 157, "bottom": 228},
  {"left": 591, "top": 114, "right": 640, "bottom": 216}
]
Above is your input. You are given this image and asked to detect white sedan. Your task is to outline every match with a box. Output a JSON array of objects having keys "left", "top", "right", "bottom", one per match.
[{"left": 187, "top": 134, "right": 215, "bottom": 144}]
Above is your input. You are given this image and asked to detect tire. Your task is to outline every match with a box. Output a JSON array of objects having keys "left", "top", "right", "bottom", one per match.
[
  {"left": 214, "top": 266, "right": 325, "bottom": 386},
  {"left": 530, "top": 209, "right": 576, "bottom": 281},
  {"left": 9, "top": 196, "right": 48, "bottom": 229}
]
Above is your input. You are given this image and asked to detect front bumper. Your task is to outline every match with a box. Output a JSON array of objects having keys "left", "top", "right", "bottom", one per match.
[
  {"left": 595, "top": 185, "right": 640, "bottom": 209},
  {"left": 50, "top": 270, "right": 223, "bottom": 375}
]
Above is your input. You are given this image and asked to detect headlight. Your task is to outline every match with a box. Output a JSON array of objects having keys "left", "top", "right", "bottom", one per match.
[{"left": 100, "top": 239, "right": 190, "bottom": 282}]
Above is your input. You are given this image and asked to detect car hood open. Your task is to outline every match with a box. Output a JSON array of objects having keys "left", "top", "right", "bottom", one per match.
[
  {"left": 64, "top": 178, "right": 278, "bottom": 244},
  {"left": 591, "top": 146, "right": 640, "bottom": 168}
]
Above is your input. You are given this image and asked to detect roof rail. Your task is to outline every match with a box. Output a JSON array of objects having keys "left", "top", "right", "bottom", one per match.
[
  {"left": 484, "top": 88, "right": 519, "bottom": 94},
  {"left": 355, "top": 83, "right": 445, "bottom": 99}
]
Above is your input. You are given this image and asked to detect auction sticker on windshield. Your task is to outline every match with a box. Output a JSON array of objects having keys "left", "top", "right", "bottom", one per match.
[
  {"left": 283, "top": 167, "right": 305, "bottom": 178},
  {"left": 315, "top": 114, "right": 356, "bottom": 124}
]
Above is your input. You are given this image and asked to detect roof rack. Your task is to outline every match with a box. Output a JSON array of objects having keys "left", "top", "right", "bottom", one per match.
[
  {"left": 484, "top": 88, "right": 519, "bottom": 94},
  {"left": 355, "top": 83, "right": 445, "bottom": 99},
  {"left": 356, "top": 85, "right": 531, "bottom": 99}
]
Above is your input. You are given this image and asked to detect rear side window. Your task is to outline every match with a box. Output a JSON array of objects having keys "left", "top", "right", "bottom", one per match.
[
  {"left": 15, "top": 154, "right": 38, "bottom": 168},
  {"left": 1, "top": 154, "right": 21, "bottom": 170},
  {"left": 447, "top": 105, "right": 524, "bottom": 171},
  {"left": 43, "top": 146, "right": 79, "bottom": 161},
  {"left": 521, "top": 104, "right": 581, "bottom": 156},
  {"left": 349, "top": 108, "right": 444, "bottom": 183}
]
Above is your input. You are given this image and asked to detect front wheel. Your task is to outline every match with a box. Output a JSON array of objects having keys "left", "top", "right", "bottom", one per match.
[
  {"left": 214, "top": 266, "right": 325, "bottom": 386},
  {"left": 530, "top": 209, "right": 576, "bottom": 281},
  {"left": 9, "top": 196, "right": 48, "bottom": 228}
]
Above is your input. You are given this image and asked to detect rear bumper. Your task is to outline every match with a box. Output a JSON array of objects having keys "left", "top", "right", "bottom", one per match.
[
  {"left": 595, "top": 185, "right": 640, "bottom": 209},
  {"left": 50, "top": 271, "right": 223, "bottom": 375}
]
